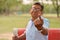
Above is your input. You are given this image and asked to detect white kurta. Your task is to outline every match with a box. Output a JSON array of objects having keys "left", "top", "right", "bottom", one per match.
[{"left": 26, "top": 16, "right": 49, "bottom": 40}]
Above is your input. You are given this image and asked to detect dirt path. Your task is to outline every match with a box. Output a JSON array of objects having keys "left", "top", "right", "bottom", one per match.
[{"left": 0, "top": 32, "right": 13, "bottom": 40}]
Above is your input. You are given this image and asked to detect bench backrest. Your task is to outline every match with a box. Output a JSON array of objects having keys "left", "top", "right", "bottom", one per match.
[{"left": 17, "top": 28, "right": 60, "bottom": 40}]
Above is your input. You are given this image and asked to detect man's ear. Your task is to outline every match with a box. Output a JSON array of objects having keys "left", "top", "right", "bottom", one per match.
[{"left": 30, "top": 9, "right": 33, "bottom": 14}]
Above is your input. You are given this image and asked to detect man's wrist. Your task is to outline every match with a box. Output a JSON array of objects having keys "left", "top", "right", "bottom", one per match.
[
  {"left": 39, "top": 26, "right": 43, "bottom": 30},
  {"left": 35, "top": 24, "right": 43, "bottom": 30},
  {"left": 38, "top": 27, "right": 43, "bottom": 33}
]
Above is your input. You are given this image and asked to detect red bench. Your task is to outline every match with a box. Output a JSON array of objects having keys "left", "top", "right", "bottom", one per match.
[
  {"left": 13, "top": 28, "right": 60, "bottom": 40},
  {"left": 48, "top": 28, "right": 60, "bottom": 40}
]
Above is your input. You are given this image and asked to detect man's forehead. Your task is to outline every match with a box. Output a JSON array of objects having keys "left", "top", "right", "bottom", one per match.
[{"left": 32, "top": 5, "right": 41, "bottom": 8}]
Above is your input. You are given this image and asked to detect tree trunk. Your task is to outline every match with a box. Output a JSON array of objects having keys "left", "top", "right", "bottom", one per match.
[{"left": 56, "top": 0, "right": 59, "bottom": 18}]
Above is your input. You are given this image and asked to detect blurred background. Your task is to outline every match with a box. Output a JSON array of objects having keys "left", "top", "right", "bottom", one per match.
[{"left": 0, "top": 0, "right": 60, "bottom": 40}]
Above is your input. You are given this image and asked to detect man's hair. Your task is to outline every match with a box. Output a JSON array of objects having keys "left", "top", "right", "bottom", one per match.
[{"left": 33, "top": 2, "right": 44, "bottom": 11}]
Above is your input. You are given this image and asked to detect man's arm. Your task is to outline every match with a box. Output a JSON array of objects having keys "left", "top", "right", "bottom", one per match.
[
  {"left": 33, "top": 17, "right": 48, "bottom": 35},
  {"left": 12, "top": 31, "right": 26, "bottom": 40},
  {"left": 35, "top": 25, "right": 48, "bottom": 35},
  {"left": 40, "top": 27, "right": 48, "bottom": 35}
]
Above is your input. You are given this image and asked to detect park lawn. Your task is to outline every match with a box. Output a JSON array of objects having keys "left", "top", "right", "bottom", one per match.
[
  {"left": 0, "top": 14, "right": 60, "bottom": 33},
  {"left": 0, "top": 38, "right": 8, "bottom": 40}
]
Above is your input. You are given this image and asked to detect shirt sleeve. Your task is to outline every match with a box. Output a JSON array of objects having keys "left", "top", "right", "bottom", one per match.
[{"left": 43, "top": 18, "right": 49, "bottom": 28}]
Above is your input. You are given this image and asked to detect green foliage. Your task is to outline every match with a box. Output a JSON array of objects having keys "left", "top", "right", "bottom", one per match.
[
  {"left": 0, "top": 0, "right": 22, "bottom": 14},
  {"left": 44, "top": 4, "right": 57, "bottom": 13},
  {"left": 0, "top": 0, "right": 60, "bottom": 15},
  {"left": 33, "top": 0, "right": 39, "bottom": 1},
  {"left": 51, "top": 0, "right": 60, "bottom": 17},
  {"left": 19, "top": 4, "right": 32, "bottom": 13}
]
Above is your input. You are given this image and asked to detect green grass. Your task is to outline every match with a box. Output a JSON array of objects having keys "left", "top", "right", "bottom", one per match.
[
  {"left": 0, "top": 14, "right": 30, "bottom": 33},
  {"left": 0, "top": 38, "right": 8, "bottom": 40},
  {"left": 47, "top": 17, "right": 60, "bottom": 28},
  {"left": 0, "top": 14, "right": 60, "bottom": 33}
]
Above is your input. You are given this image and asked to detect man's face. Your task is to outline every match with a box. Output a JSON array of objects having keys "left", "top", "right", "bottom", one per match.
[{"left": 30, "top": 5, "right": 42, "bottom": 19}]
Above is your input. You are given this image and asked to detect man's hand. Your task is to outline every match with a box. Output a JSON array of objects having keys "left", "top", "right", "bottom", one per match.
[
  {"left": 12, "top": 36, "right": 23, "bottom": 40},
  {"left": 33, "top": 17, "right": 43, "bottom": 30},
  {"left": 12, "top": 31, "right": 26, "bottom": 40},
  {"left": 12, "top": 36, "right": 18, "bottom": 40}
]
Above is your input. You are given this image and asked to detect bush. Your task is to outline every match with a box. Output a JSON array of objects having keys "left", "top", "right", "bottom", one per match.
[
  {"left": 19, "top": 4, "right": 32, "bottom": 13},
  {"left": 44, "top": 4, "right": 57, "bottom": 13}
]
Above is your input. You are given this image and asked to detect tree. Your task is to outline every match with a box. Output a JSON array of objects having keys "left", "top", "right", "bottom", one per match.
[
  {"left": 0, "top": 0, "right": 22, "bottom": 15},
  {"left": 33, "top": 0, "right": 39, "bottom": 2},
  {"left": 52, "top": 0, "right": 60, "bottom": 18}
]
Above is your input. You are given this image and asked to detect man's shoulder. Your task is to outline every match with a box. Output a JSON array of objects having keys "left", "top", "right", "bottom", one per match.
[
  {"left": 41, "top": 16, "right": 49, "bottom": 21},
  {"left": 42, "top": 17, "right": 49, "bottom": 28},
  {"left": 44, "top": 18, "right": 49, "bottom": 21},
  {"left": 27, "top": 19, "right": 33, "bottom": 24}
]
